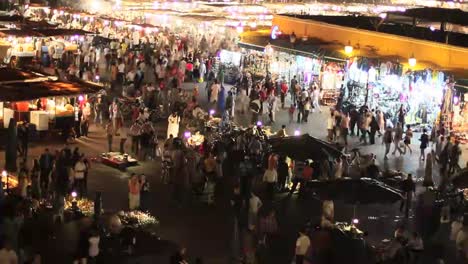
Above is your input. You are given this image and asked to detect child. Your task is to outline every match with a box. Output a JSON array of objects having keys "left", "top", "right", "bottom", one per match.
[{"left": 288, "top": 104, "right": 296, "bottom": 124}]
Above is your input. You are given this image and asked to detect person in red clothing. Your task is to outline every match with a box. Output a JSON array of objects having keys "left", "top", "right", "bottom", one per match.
[
  {"left": 280, "top": 80, "right": 288, "bottom": 108},
  {"left": 302, "top": 161, "right": 313, "bottom": 181},
  {"left": 300, "top": 160, "right": 313, "bottom": 196}
]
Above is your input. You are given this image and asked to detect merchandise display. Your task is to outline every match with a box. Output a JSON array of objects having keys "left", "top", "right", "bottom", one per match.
[
  {"left": 101, "top": 152, "right": 138, "bottom": 170},
  {"left": 344, "top": 57, "right": 449, "bottom": 126}
]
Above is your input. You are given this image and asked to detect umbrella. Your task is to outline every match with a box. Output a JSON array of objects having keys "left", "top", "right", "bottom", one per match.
[
  {"left": 306, "top": 178, "right": 403, "bottom": 204},
  {"left": 130, "top": 23, "right": 159, "bottom": 29},
  {"left": 92, "top": 36, "right": 113, "bottom": 46},
  {"left": 268, "top": 133, "right": 343, "bottom": 161},
  {"left": 452, "top": 169, "right": 468, "bottom": 189}
]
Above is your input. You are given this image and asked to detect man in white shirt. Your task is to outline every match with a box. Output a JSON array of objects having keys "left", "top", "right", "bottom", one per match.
[
  {"left": 311, "top": 87, "right": 321, "bottom": 113},
  {"left": 0, "top": 240, "right": 18, "bottom": 264},
  {"left": 248, "top": 192, "right": 262, "bottom": 230},
  {"left": 117, "top": 61, "right": 125, "bottom": 84},
  {"left": 126, "top": 69, "right": 136, "bottom": 84},
  {"left": 263, "top": 168, "right": 278, "bottom": 201},
  {"left": 74, "top": 156, "right": 87, "bottom": 197},
  {"left": 295, "top": 229, "right": 310, "bottom": 264}
]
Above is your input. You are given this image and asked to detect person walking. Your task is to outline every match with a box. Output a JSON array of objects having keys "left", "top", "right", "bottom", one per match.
[
  {"left": 397, "top": 104, "right": 406, "bottom": 131},
  {"left": 128, "top": 174, "right": 142, "bottom": 210},
  {"left": 258, "top": 210, "right": 278, "bottom": 248},
  {"left": 139, "top": 174, "right": 150, "bottom": 212},
  {"left": 403, "top": 125, "right": 413, "bottom": 154},
  {"left": 360, "top": 110, "right": 371, "bottom": 144},
  {"left": 392, "top": 123, "right": 404, "bottom": 156},
  {"left": 311, "top": 87, "right": 321, "bottom": 113},
  {"left": 280, "top": 80, "right": 288, "bottom": 108},
  {"left": 263, "top": 167, "right": 278, "bottom": 201},
  {"left": 210, "top": 79, "right": 220, "bottom": 107},
  {"left": 449, "top": 140, "right": 462, "bottom": 175},
  {"left": 288, "top": 104, "right": 296, "bottom": 124},
  {"left": 369, "top": 112, "right": 379, "bottom": 145},
  {"left": 296, "top": 100, "right": 303, "bottom": 124},
  {"left": 400, "top": 173, "right": 415, "bottom": 218},
  {"left": 248, "top": 192, "right": 262, "bottom": 231},
  {"left": 290, "top": 75, "right": 297, "bottom": 102},
  {"left": 106, "top": 122, "right": 114, "bottom": 152},
  {"left": 295, "top": 228, "right": 310, "bottom": 264},
  {"left": 377, "top": 110, "right": 385, "bottom": 136},
  {"left": 419, "top": 129, "right": 429, "bottom": 161},
  {"left": 383, "top": 126, "right": 393, "bottom": 160},
  {"left": 39, "top": 148, "right": 54, "bottom": 194},
  {"left": 340, "top": 112, "right": 350, "bottom": 146},
  {"left": 30, "top": 159, "right": 41, "bottom": 199},
  {"left": 73, "top": 156, "right": 87, "bottom": 197},
  {"left": 120, "top": 126, "right": 128, "bottom": 154},
  {"left": 167, "top": 112, "right": 180, "bottom": 139},
  {"left": 327, "top": 111, "right": 335, "bottom": 142},
  {"left": 302, "top": 97, "right": 311, "bottom": 123}
]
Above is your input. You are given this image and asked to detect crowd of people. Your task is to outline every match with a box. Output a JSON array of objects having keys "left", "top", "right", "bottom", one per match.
[{"left": 0, "top": 4, "right": 467, "bottom": 264}]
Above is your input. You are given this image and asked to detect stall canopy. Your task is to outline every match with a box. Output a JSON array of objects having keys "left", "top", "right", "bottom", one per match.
[
  {"left": 33, "top": 28, "right": 94, "bottom": 37},
  {"left": 0, "top": 81, "right": 102, "bottom": 101},
  {"left": 240, "top": 34, "right": 347, "bottom": 62},
  {"left": 387, "top": 7, "right": 468, "bottom": 27},
  {"left": 0, "top": 68, "right": 102, "bottom": 101},
  {"left": 268, "top": 133, "right": 344, "bottom": 161},
  {"left": 0, "top": 29, "right": 45, "bottom": 37},
  {"left": 0, "top": 67, "right": 57, "bottom": 84},
  {"left": 306, "top": 178, "right": 403, "bottom": 204},
  {"left": 0, "top": 15, "right": 23, "bottom": 23}
]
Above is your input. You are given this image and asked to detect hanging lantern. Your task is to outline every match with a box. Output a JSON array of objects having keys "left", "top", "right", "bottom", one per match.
[
  {"left": 408, "top": 53, "right": 417, "bottom": 68},
  {"left": 344, "top": 41, "right": 353, "bottom": 55}
]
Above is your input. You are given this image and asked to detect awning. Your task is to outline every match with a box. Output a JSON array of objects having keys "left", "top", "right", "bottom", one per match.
[
  {"left": 240, "top": 35, "right": 347, "bottom": 62},
  {"left": 238, "top": 41, "right": 265, "bottom": 52},
  {"left": 388, "top": 7, "right": 468, "bottom": 27},
  {"left": 0, "top": 67, "right": 102, "bottom": 101},
  {"left": 0, "top": 29, "right": 45, "bottom": 37},
  {"left": 0, "top": 80, "right": 102, "bottom": 102},
  {"left": 0, "top": 67, "right": 57, "bottom": 84},
  {"left": 33, "top": 28, "right": 94, "bottom": 37}
]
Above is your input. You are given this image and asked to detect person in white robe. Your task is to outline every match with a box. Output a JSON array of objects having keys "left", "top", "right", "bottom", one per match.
[{"left": 167, "top": 113, "right": 180, "bottom": 138}]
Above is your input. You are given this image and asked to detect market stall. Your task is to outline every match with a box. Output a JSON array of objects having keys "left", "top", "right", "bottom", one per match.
[
  {"left": 344, "top": 57, "right": 449, "bottom": 126},
  {"left": 451, "top": 80, "right": 468, "bottom": 143},
  {"left": 0, "top": 68, "right": 102, "bottom": 129}
]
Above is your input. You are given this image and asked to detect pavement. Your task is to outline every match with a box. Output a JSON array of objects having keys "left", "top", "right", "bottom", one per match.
[{"left": 0, "top": 80, "right": 466, "bottom": 263}]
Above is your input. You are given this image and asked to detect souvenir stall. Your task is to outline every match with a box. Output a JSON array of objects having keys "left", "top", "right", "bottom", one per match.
[
  {"left": 440, "top": 80, "right": 468, "bottom": 143},
  {"left": 0, "top": 68, "right": 102, "bottom": 131},
  {"left": 219, "top": 49, "right": 242, "bottom": 84},
  {"left": 240, "top": 49, "right": 268, "bottom": 78},
  {"left": 344, "top": 57, "right": 448, "bottom": 126},
  {"left": 263, "top": 48, "right": 345, "bottom": 106},
  {"left": 320, "top": 62, "right": 345, "bottom": 106},
  {"left": 1, "top": 96, "right": 76, "bottom": 130}
]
